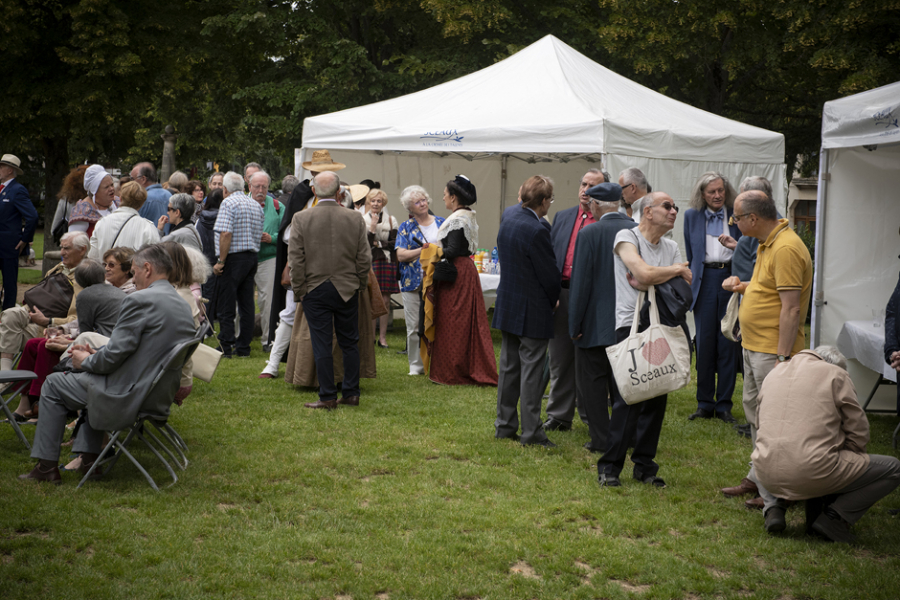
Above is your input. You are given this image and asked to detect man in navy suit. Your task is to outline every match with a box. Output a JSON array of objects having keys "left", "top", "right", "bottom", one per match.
[
  {"left": 568, "top": 182, "right": 636, "bottom": 453},
  {"left": 683, "top": 172, "right": 742, "bottom": 422},
  {"left": 0, "top": 154, "right": 38, "bottom": 310},
  {"left": 545, "top": 168, "right": 606, "bottom": 431},
  {"left": 494, "top": 176, "right": 561, "bottom": 447}
]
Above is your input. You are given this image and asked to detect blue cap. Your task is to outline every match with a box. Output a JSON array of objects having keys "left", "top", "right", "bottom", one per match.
[{"left": 586, "top": 182, "right": 622, "bottom": 204}]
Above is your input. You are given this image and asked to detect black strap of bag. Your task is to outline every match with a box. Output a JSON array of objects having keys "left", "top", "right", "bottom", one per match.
[{"left": 110, "top": 214, "right": 137, "bottom": 248}]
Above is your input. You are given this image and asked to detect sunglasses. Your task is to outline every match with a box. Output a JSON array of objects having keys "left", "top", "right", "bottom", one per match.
[{"left": 655, "top": 202, "right": 679, "bottom": 213}]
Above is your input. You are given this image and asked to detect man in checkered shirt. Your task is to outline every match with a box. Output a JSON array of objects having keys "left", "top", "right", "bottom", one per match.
[{"left": 213, "top": 171, "right": 265, "bottom": 357}]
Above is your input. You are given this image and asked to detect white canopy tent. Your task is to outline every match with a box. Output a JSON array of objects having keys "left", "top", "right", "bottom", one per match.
[
  {"left": 812, "top": 81, "right": 900, "bottom": 410},
  {"left": 298, "top": 35, "right": 786, "bottom": 254}
]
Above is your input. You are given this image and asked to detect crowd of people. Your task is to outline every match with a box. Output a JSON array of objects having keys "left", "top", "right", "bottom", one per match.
[{"left": 2, "top": 149, "right": 898, "bottom": 544}]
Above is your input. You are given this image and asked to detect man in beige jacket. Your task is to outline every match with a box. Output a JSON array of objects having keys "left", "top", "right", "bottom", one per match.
[
  {"left": 753, "top": 346, "right": 900, "bottom": 541},
  {"left": 289, "top": 171, "right": 371, "bottom": 409}
]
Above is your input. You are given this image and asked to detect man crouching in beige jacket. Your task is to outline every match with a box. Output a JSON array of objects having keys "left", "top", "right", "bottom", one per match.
[{"left": 752, "top": 346, "right": 900, "bottom": 542}]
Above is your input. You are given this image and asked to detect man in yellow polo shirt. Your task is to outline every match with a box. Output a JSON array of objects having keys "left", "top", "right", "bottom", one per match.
[{"left": 718, "top": 190, "right": 812, "bottom": 532}]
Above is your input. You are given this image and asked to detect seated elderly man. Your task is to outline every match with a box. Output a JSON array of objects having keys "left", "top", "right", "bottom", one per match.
[
  {"left": 0, "top": 231, "right": 88, "bottom": 370},
  {"left": 753, "top": 346, "right": 900, "bottom": 542},
  {"left": 18, "top": 245, "right": 197, "bottom": 485}
]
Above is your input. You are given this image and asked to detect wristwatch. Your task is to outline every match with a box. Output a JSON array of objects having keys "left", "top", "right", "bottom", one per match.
[
  {"left": 777, "top": 354, "right": 790, "bottom": 363},
  {"left": 217, "top": 258, "right": 225, "bottom": 265}
]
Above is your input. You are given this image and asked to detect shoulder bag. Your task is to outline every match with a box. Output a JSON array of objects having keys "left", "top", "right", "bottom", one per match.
[
  {"left": 606, "top": 286, "right": 692, "bottom": 405},
  {"left": 23, "top": 271, "right": 74, "bottom": 319}
]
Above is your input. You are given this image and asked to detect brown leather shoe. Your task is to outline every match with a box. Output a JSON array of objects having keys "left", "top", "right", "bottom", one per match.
[
  {"left": 18, "top": 463, "right": 62, "bottom": 485},
  {"left": 721, "top": 477, "right": 759, "bottom": 497},
  {"left": 304, "top": 399, "right": 338, "bottom": 410},
  {"left": 745, "top": 496, "right": 765, "bottom": 510},
  {"left": 338, "top": 396, "right": 360, "bottom": 406}
]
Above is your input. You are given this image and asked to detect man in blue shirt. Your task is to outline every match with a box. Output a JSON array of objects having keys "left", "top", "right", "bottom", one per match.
[{"left": 131, "top": 162, "right": 171, "bottom": 225}]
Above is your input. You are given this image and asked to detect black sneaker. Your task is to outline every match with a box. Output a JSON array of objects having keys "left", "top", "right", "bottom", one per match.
[
  {"left": 598, "top": 474, "right": 621, "bottom": 487},
  {"left": 634, "top": 474, "right": 667, "bottom": 488},
  {"left": 811, "top": 507, "right": 857, "bottom": 543},
  {"left": 765, "top": 507, "right": 787, "bottom": 533}
]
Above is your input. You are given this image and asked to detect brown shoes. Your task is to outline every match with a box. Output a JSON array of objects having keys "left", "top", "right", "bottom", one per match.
[
  {"left": 18, "top": 462, "right": 62, "bottom": 485},
  {"left": 721, "top": 477, "right": 759, "bottom": 497},
  {"left": 304, "top": 399, "right": 338, "bottom": 410},
  {"left": 745, "top": 496, "right": 764, "bottom": 510},
  {"left": 338, "top": 396, "right": 360, "bottom": 406}
]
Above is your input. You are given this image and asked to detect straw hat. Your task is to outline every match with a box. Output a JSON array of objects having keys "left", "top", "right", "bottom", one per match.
[
  {"left": 348, "top": 184, "right": 370, "bottom": 203},
  {"left": 0, "top": 154, "right": 23, "bottom": 176},
  {"left": 302, "top": 149, "right": 346, "bottom": 172}
]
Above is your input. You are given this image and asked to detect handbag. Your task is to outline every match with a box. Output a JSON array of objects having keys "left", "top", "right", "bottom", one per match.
[
  {"left": 192, "top": 302, "right": 223, "bottom": 383},
  {"left": 432, "top": 258, "right": 458, "bottom": 283},
  {"left": 721, "top": 291, "right": 742, "bottom": 342},
  {"left": 606, "top": 286, "right": 692, "bottom": 405},
  {"left": 23, "top": 271, "right": 74, "bottom": 319}
]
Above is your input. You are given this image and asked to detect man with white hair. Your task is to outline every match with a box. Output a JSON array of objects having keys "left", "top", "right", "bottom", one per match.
[
  {"left": 618, "top": 167, "right": 650, "bottom": 222},
  {"left": 213, "top": 171, "right": 264, "bottom": 357},
  {"left": 752, "top": 346, "right": 900, "bottom": 540},
  {"left": 249, "top": 170, "right": 284, "bottom": 348},
  {"left": 289, "top": 170, "right": 370, "bottom": 409}
]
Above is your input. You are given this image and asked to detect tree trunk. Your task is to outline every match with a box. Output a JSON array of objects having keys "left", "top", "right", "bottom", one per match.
[{"left": 41, "top": 134, "right": 69, "bottom": 274}]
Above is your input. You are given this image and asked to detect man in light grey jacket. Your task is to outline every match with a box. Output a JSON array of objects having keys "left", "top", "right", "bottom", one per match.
[{"left": 18, "top": 245, "right": 196, "bottom": 485}]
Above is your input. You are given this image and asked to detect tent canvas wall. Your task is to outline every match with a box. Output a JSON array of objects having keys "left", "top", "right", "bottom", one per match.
[
  {"left": 297, "top": 35, "right": 786, "bottom": 258},
  {"left": 812, "top": 81, "right": 900, "bottom": 411}
]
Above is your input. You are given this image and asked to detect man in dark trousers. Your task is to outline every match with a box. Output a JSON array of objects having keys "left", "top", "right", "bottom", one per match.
[
  {"left": 289, "top": 170, "right": 370, "bottom": 409},
  {"left": 0, "top": 154, "right": 38, "bottom": 310},
  {"left": 568, "top": 182, "right": 635, "bottom": 454},
  {"left": 493, "top": 176, "right": 561, "bottom": 447}
]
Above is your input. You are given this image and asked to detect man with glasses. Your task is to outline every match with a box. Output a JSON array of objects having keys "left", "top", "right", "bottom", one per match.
[
  {"left": 597, "top": 192, "right": 692, "bottom": 488},
  {"left": 618, "top": 167, "right": 650, "bottom": 222},
  {"left": 130, "top": 162, "right": 171, "bottom": 226},
  {"left": 544, "top": 169, "right": 606, "bottom": 433},
  {"left": 248, "top": 170, "right": 284, "bottom": 349},
  {"left": 719, "top": 190, "right": 812, "bottom": 527},
  {"left": 568, "top": 182, "right": 635, "bottom": 454}
]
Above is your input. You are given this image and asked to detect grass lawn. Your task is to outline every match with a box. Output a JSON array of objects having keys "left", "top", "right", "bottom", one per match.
[{"left": 2, "top": 320, "right": 899, "bottom": 600}]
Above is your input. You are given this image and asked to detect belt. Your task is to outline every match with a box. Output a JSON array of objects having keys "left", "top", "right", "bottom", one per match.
[{"left": 703, "top": 262, "right": 730, "bottom": 269}]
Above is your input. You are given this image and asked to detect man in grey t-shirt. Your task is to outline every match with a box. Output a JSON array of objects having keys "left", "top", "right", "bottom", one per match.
[{"left": 597, "top": 192, "right": 692, "bottom": 489}]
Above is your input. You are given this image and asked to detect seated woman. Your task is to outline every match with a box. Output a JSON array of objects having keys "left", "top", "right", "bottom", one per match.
[
  {"left": 0, "top": 231, "right": 88, "bottom": 371},
  {"left": 160, "top": 242, "right": 204, "bottom": 405},
  {"left": 12, "top": 259, "right": 126, "bottom": 421},
  {"left": 68, "top": 165, "right": 119, "bottom": 236},
  {"left": 420, "top": 175, "right": 498, "bottom": 386},
  {"left": 159, "top": 193, "right": 202, "bottom": 252},
  {"left": 103, "top": 246, "right": 137, "bottom": 294}
]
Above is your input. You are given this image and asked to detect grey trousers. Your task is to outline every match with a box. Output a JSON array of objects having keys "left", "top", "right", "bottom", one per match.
[
  {"left": 741, "top": 348, "right": 783, "bottom": 510},
  {"left": 826, "top": 455, "right": 900, "bottom": 524},
  {"left": 546, "top": 288, "right": 588, "bottom": 426},
  {"left": 495, "top": 331, "right": 550, "bottom": 444},
  {"left": 30, "top": 371, "right": 104, "bottom": 462}
]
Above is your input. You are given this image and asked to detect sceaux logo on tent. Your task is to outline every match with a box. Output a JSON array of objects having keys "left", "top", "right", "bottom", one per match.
[
  {"left": 420, "top": 130, "right": 464, "bottom": 147},
  {"left": 873, "top": 108, "right": 898, "bottom": 129}
]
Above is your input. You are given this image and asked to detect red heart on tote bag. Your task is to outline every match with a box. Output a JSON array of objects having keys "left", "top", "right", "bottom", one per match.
[{"left": 641, "top": 337, "right": 671, "bottom": 366}]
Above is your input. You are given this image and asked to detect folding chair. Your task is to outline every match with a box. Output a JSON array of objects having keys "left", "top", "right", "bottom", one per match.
[
  {"left": 77, "top": 334, "right": 202, "bottom": 490},
  {"left": 0, "top": 370, "right": 37, "bottom": 449}
]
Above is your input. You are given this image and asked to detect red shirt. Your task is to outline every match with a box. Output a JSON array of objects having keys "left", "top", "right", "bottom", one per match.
[{"left": 562, "top": 205, "right": 595, "bottom": 280}]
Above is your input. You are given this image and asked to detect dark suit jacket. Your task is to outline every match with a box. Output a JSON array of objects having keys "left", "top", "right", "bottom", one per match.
[
  {"left": 549, "top": 205, "right": 580, "bottom": 273},
  {"left": 289, "top": 200, "right": 371, "bottom": 302},
  {"left": 503, "top": 203, "right": 550, "bottom": 230},
  {"left": 0, "top": 179, "right": 38, "bottom": 258},
  {"left": 492, "top": 204, "right": 560, "bottom": 339},
  {"left": 569, "top": 213, "right": 637, "bottom": 348},
  {"left": 683, "top": 207, "right": 741, "bottom": 310},
  {"left": 81, "top": 280, "right": 196, "bottom": 432}
]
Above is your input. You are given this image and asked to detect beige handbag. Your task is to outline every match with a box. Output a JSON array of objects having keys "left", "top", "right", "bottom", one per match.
[
  {"left": 606, "top": 286, "right": 692, "bottom": 405},
  {"left": 192, "top": 302, "right": 223, "bottom": 383},
  {"left": 721, "top": 292, "right": 742, "bottom": 343}
]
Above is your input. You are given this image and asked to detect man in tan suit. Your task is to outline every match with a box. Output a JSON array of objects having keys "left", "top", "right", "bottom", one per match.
[{"left": 289, "top": 171, "right": 371, "bottom": 409}]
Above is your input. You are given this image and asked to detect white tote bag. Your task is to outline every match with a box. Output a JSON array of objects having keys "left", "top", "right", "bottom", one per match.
[
  {"left": 721, "top": 291, "right": 742, "bottom": 342},
  {"left": 606, "top": 286, "right": 692, "bottom": 405}
]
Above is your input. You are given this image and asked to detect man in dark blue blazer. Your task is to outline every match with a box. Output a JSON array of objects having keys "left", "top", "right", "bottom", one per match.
[
  {"left": 545, "top": 168, "right": 606, "bottom": 431},
  {"left": 0, "top": 154, "right": 38, "bottom": 310},
  {"left": 494, "top": 177, "right": 561, "bottom": 446},
  {"left": 569, "top": 182, "right": 636, "bottom": 453},
  {"left": 683, "top": 172, "right": 742, "bottom": 422}
]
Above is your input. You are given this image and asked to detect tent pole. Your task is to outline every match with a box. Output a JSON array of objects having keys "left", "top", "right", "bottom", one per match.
[
  {"left": 810, "top": 148, "right": 829, "bottom": 348},
  {"left": 499, "top": 154, "right": 508, "bottom": 225}
]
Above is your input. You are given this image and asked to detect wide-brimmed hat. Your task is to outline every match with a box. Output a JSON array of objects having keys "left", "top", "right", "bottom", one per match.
[
  {"left": 0, "top": 154, "right": 23, "bottom": 176},
  {"left": 348, "top": 184, "right": 370, "bottom": 204},
  {"left": 302, "top": 149, "right": 346, "bottom": 172}
]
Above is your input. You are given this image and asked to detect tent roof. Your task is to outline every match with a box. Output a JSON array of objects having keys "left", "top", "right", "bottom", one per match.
[
  {"left": 821, "top": 81, "right": 900, "bottom": 149},
  {"left": 302, "top": 35, "right": 784, "bottom": 163}
]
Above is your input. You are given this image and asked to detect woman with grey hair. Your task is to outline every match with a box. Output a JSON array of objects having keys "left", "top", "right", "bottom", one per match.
[
  {"left": 683, "top": 171, "right": 743, "bottom": 422},
  {"left": 158, "top": 193, "right": 202, "bottom": 251},
  {"left": 394, "top": 185, "right": 445, "bottom": 374}
]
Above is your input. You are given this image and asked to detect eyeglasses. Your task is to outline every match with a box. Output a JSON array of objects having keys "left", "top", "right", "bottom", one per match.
[
  {"left": 102, "top": 262, "right": 119, "bottom": 268},
  {"left": 729, "top": 213, "right": 751, "bottom": 225},
  {"left": 655, "top": 202, "right": 679, "bottom": 213},
  {"left": 167, "top": 206, "right": 176, "bottom": 211},
  {"left": 549, "top": 195, "right": 555, "bottom": 204}
]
